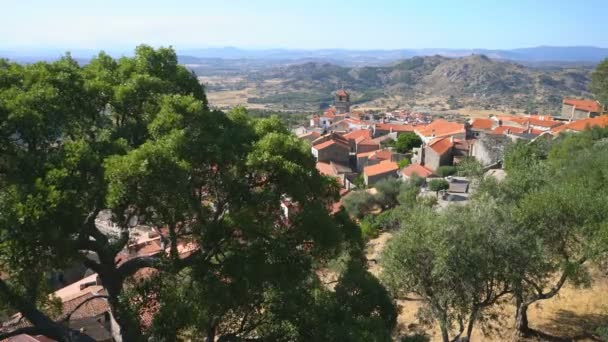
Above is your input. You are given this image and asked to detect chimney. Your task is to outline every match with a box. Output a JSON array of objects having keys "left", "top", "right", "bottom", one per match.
[
  {"left": 431, "top": 129, "right": 436, "bottom": 138},
  {"left": 449, "top": 136, "right": 454, "bottom": 143}
]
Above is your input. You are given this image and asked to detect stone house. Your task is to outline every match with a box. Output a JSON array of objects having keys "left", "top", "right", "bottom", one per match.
[
  {"left": 354, "top": 137, "right": 380, "bottom": 154},
  {"left": 558, "top": 98, "right": 603, "bottom": 121},
  {"left": 311, "top": 138, "right": 350, "bottom": 164},
  {"left": 363, "top": 160, "right": 400, "bottom": 186},
  {"left": 356, "top": 149, "right": 393, "bottom": 172},
  {"left": 412, "top": 136, "right": 455, "bottom": 171},
  {"left": 343, "top": 129, "right": 373, "bottom": 153},
  {"left": 471, "top": 134, "right": 511, "bottom": 166},
  {"left": 298, "top": 131, "right": 321, "bottom": 145},
  {"left": 467, "top": 118, "right": 496, "bottom": 139}
]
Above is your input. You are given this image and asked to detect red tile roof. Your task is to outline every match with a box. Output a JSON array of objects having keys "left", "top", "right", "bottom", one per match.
[
  {"left": 343, "top": 129, "right": 371, "bottom": 141},
  {"left": 60, "top": 290, "right": 110, "bottom": 321},
  {"left": 428, "top": 137, "right": 454, "bottom": 155},
  {"left": 401, "top": 164, "right": 434, "bottom": 178},
  {"left": 369, "top": 150, "right": 392, "bottom": 161},
  {"left": 552, "top": 116, "right": 608, "bottom": 133},
  {"left": 324, "top": 107, "right": 337, "bottom": 116},
  {"left": 336, "top": 89, "right": 348, "bottom": 97},
  {"left": 375, "top": 123, "right": 417, "bottom": 132},
  {"left": 491, "top": 126, "right": 527, "bottom": 135},
  {"left": 495, "top": 115, "right": 525, "bottom": 124},
  {"left": 416, "top": 119, "right": 465, "bottom": 138},
  {"left": 525, "top": 116, "right": 562, "bottom": 128},
  {"left": 470, "top": 118, "right": 494, "bottom": 130},
  {"left": 298, "top": 131, "right": 321, "bottom": 139},
  {"left": 364, "top": 160, "right": 399, "bottom": 177},
  {"left": 356, "top": 137, "right": 379, "bottom": 146},
  {"left": 313, "top": 140, "right": 341, "bottom": 150},
  {"left": 3, "top": 335, "right": 54, "bottom": 342},
  {"left": 356, "top": 149, "right": 392, "bottom": 160},
  {"left": 316, "top": 162, "right": 338, "bottom": 177},
  {"left": 564, "top": 98, "right": 603, "bottom": 113}
]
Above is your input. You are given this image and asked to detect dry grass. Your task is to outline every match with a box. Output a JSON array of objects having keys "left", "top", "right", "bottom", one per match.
[{"left": 365, "top": 233, "right": 608, "bottom": 341}]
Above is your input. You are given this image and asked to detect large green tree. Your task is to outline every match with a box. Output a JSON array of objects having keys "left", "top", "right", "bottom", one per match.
[
  {"left": 0, "top": 47, "right": 394, "bottom": 341},
  {"left": 590, "top": 58, "right": 608, "bottom": 106},
  {"left": 475, "top": 128, "right": 608, "bottom": 336},
  {"left": 381, "top": 199, "right": 514, "bottom": 342}
]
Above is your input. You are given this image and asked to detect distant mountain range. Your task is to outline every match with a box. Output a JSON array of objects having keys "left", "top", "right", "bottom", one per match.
[
  {"left": 178, "top": 46, "right": 608, "bottom": 66},
  {"left": 2, "top": 46, "right": 608, "bottom": 66},
  {"left": 200, "top": 54, "right": 594, "bottom": 113}
]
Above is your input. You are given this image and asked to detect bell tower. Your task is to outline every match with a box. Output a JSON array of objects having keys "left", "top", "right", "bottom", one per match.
[{"left": 334, "top": 89, "right": 351, "bottom": 114}]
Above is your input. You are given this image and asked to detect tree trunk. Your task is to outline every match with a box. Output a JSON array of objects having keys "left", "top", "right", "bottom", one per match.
[
  {"left": 104, "top": 279, "right": 143, "bottom": 342},
  {"left": 514, "top": 296, "right": 530, "bottom": 336},
  {"left": 206, "top": 325, "right": 216, "bottom": 342},
  {"left": 466, "top": 308, "right": 479, "bottom": 340},
  {"left": 439, "top": 322, "right": 450, "bottom": 342}
]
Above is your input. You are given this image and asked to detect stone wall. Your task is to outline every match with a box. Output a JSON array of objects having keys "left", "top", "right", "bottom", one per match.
[
  {"left": 472, "top": 134, "right": 511, "bottom": 166},
  {"left": 317, "top": 144, "right": 350, "bottom": 163}
]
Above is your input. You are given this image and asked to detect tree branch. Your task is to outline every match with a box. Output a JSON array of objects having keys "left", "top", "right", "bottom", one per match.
[
  {"left": 526, "top": 256, "right": 587, "bottom": 305},
  {"left": 0, "top": 326, "right": 54, "bottom": 340},
  {"left": 61, "top": 295, "right": 109, "bottom": 322},
  {"left": 116, "top": 247, "right": 203, "bottom": 280},
  {"left": 0, "top": 278, "right": 96, "bottom": 342}
]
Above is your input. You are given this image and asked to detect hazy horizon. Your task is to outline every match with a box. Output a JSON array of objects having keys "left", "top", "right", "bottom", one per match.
[{"left": 2, "top": 0, "right": 608, "bottom": 52}]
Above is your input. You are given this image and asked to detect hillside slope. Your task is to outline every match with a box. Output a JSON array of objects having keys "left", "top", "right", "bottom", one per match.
[{"left": 200, "top": 55, "right": 594, "bottom": 113}]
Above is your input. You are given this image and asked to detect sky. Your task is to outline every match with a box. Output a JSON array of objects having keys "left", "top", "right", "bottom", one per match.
[{"left": 1, "top": 0, "right": 608, "bottom": 52}]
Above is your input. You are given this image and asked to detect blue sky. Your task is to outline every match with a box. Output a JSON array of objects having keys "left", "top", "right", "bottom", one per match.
[{"left": 2, "top": 0, "right": 608, "bottom": 51}]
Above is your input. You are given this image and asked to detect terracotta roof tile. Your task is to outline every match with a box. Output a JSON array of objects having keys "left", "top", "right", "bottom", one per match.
[
  {"left": 316, "top": 162, "right": 337, "bottom": 177},
  {"left": 470, "top": 118, "right": 494, "bottom": 130},
  {"left": 343, "top": 129, "right": 371, "bottom": 141},
  {"left": 564, "top": 99, "right": 603, "bottom": 113},
  {"left": 401, "top": 164, "right": 434, "bottom": 178},
  {"left": 336, "top": 89, "right": 348, "bottom": 97},
  {"left": 552, "top": 116, "right": 608, "bottom": 133},
  {"left": 369, "top": 150, "right": 392, "bottom": 161},
  {"left": 312, "top": 140, "right": 338, "bottom": 150},
  {"left": 298, "top": 131, "right": 320, "bottom": 139},
  {"left": 364, "top": 160, "right": 399, "bottom": 177},
  {"left": 491, "top": 126, "right": 527, "bottom": 135},
  {"left": 416, "top": 119, "right": 465, "bottom": 138},
  {"left": 428, "top": 137, "right": 454, "bottom": 155},
  {"left": 525, "top": 116, "right": 562, "bottom": 128},
  {"left": 60, "top": 290, "right": 110, "bottom": 321},
  {"left": 375, "top": 123, "right": 417, "bottom": 132},
  {"left": 356, "top": 137, "right": 380, "bottom": 146}
]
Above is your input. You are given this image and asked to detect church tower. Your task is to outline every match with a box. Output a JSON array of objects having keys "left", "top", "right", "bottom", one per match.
[{"left": 334, "top": 89, "right": 351, "bottom": 114}]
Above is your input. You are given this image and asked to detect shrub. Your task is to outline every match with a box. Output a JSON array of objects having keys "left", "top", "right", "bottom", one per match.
[
  {"left": 428, "top": 179, "right": 449, "bottom": 195},
  {"left": 456, "top": 156, "right": 484, "bottom": 178},
  {"left": 397, "top": 158, "right": 411, "bottom": 169},
  {"left": 343, "top": 191, "right": 375, "bottom": 219},
  {"left": 408, "top": 174, "right": 425, "bottom": 187},
  {"left": 436, "top": 165, "right": 456, "bottom": 177},
  {"left": 360, "top": 216, "right": 380, "bottom": 240},
  {"left": 393, "top": 132, "right": 422, "bottom": 153},
  {"left": 374, "top": 178, "right": 402, "bottom": 209}
]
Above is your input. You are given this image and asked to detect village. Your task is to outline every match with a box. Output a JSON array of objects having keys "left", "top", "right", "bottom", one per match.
[
  {"left": 2, "top": 88, "right": 607, "bottom": 342},
  {"left": 1, "top": 81, "right": 607, "bottom": 342},
  {"left": 290, "top": 89, "right": 608, "bottom": 212}
]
